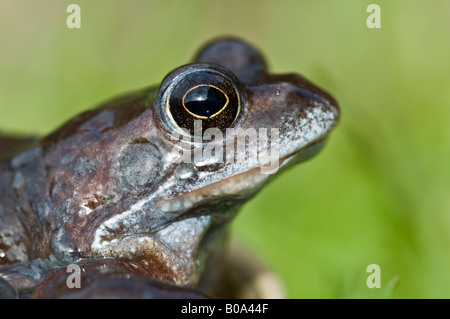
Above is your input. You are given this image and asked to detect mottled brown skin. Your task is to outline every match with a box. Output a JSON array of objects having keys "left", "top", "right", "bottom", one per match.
[{"left": 0, "top": 38, "right": 339, "bottom": 298}]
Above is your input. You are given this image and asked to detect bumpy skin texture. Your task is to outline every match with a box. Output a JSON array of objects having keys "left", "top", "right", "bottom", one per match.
[{"left": 0, "top": 38, "right": 339, "bottom": 298}]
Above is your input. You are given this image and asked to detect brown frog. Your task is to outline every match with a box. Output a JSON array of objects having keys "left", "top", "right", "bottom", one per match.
[{"left": 0, "top": 38, "right": 339, "bottom": 298}]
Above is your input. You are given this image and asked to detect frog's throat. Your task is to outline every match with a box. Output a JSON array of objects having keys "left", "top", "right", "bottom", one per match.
[
  {"left": 86, "top": 215, "right": 212, "bottom": 286},
  {"left": 86, "top": 163, "right": 273, "bottom": 287}
]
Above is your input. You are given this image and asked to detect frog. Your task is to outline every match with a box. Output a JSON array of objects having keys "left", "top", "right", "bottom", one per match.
[{"left": 0, "top": 37, "right": 339, "bottom": 298}]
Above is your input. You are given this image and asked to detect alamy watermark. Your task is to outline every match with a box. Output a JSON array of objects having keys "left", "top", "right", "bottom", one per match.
[
  {"left": 65, "top": 263, "right": 384, "bottom": 290},
  {"left": 66, "top": 4, "right": 81, "bottom": 29},
  {"left": 366, "top": 264, "right": 381, "bottom": 288},
  {"left": 366, "top": 4, "right": 381, "bottom": 29},
  {"left": 66, "top": 4, "right": 382, "bottom": 30},
  {"left": 166, "top": 120, "right": 280, "bottom": 175},
  {"left": 66, "top": 263, "right": 81, "bottom": 288}
]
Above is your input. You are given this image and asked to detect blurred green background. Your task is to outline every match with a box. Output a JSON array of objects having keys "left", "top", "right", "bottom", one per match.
[{"left": 1, "top": 0, "right": 449, "bottom": 298}]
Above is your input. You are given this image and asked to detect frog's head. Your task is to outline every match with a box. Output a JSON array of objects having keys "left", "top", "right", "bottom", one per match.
[{"left": 50, "top": 38, "right": 338, "bottom": 288}]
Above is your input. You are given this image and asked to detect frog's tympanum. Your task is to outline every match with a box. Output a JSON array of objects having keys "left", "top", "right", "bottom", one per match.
[{"left": 0, "top": 38, "right": 339, "bottom": 298}]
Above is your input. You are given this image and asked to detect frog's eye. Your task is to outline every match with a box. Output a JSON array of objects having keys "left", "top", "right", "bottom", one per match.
[{"left": 158, "top": 64, "right": 242, "bottom": 135}]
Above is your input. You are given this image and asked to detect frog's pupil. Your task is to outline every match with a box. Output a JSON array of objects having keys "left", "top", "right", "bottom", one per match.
[{"left": 184, "top": 86, "right": 227, "bottom": 118}]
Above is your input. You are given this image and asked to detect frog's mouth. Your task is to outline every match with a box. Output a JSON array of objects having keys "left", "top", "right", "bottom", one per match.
[{"left": 156, "top": 135, "right": 328, "bottom": 215}]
